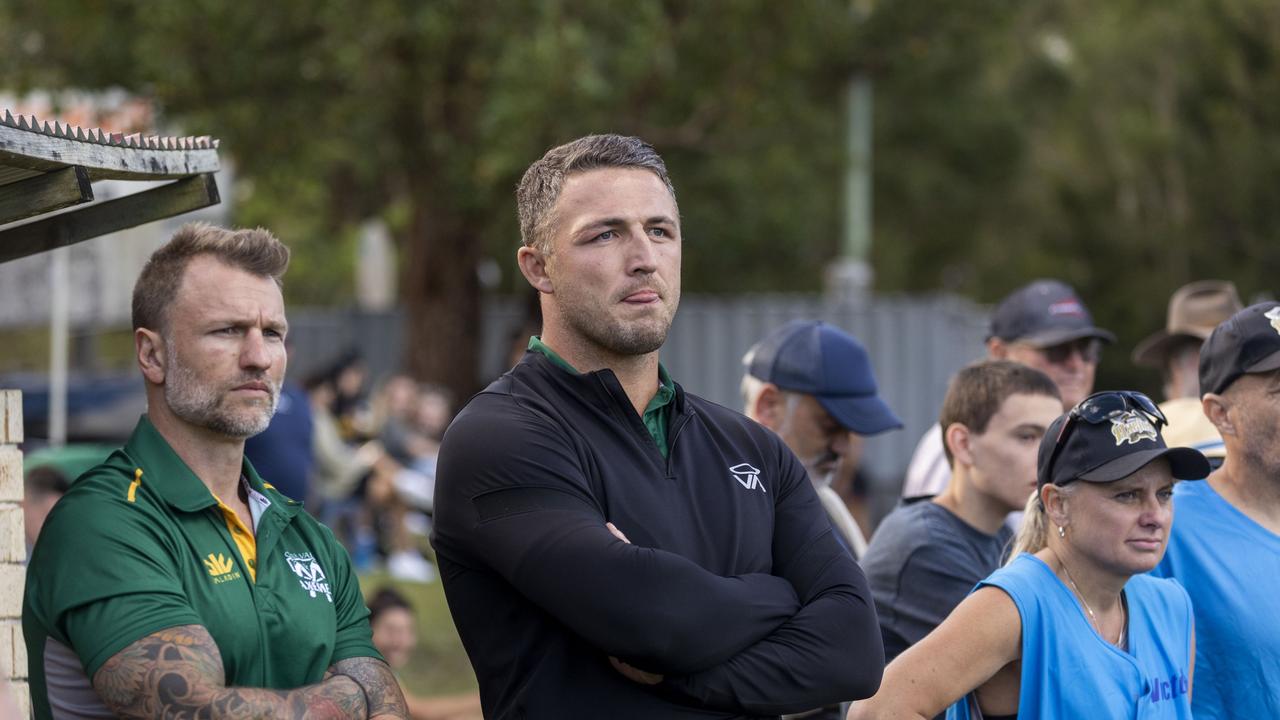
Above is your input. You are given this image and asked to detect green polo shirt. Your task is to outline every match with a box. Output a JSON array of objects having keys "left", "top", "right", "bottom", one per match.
[
  {"left": 528, "top": 336, "right": 676, "bottom": 456},
  {"left": 23, "top": 415, "right": 379, "bottom": 719}
]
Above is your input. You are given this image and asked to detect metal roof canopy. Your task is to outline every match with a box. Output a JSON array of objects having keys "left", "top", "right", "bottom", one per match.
[{"left": 0, "top": 109, "right": 221, "bottom": 264}]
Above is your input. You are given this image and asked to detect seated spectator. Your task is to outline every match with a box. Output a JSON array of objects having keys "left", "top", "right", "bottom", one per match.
[
  {"left": 378, "top": 381, "right": 454, "bottom": 515},
  {"left": 850, "top": 390, "right": 1208, "bottom": 720},
  {"left": 307, "top": 361, "right": 434, "bottom": 583},
  {"left": 861, "top": 361, "right": 1061, "bottom": 663},
  {"left": 22, "top": 444, "right": 112, "bottom": 556},
  {"left": 367, "top": 588, "right": 483, "bottom": 720}
]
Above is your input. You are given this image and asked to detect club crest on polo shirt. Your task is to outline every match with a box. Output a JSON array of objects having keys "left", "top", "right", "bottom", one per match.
[
  {"left": 1266, "top": 306, "right": 1280, "bottom": 335},
  {"left": 1111, "top": 411, "right": 1158, "bottom": 446},
  {"left": 285, "top": 551, "right": 333, "bottom": 602},
  {"left": 729, "top": 463, "right": 765, "bottom": 492}
]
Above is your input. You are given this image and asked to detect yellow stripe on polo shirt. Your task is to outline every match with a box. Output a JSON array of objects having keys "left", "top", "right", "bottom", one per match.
[{"left": 214, "top": 497, "right": 257, "bottom": 582}]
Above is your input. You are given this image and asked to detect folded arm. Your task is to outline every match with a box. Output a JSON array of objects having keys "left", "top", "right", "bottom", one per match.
[
  {"left": 658, "top": 452, "right": 885, "bottom": 714},
  {"left": 435, "top": 404, "right": 802, "bottom": 674},
  {"left": 93, "top": 624, "right": 407, "bottom": 719},
  {"left": 846, "top": 586, "right": 1022, "bottom": 720}
]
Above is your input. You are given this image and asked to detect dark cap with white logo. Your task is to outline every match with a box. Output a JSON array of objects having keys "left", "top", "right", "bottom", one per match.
[
  {"left": 744, "top": 320, "right": 902, "bottom": 436},
  {"left": 1199, "top": 301, "right": 1280, "bottom": 396},
  {"left": 1037, "top": 391, "right": 1209, "bottom": 488},
  {"left": 989, "top": 279, "right": 1116, "bottom": 348}
]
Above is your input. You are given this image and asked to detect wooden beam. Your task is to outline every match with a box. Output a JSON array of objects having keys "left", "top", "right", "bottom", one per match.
[
  {"left": 0, "top": 123, "right": 219, "bottom": 180},
  {"left": 0, "top": 173, "right": 220, "bottom": 264},
  {"left": 0, "top": 166, "right": 93, "bottom": 226}
]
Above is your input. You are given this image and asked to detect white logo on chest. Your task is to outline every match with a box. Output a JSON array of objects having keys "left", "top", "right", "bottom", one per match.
[
  {"left": 285, "top": 551, "right": 333, "bottom": 602},
  {"left": 729, "top": 463, "right": 765, "bottom": 492}
]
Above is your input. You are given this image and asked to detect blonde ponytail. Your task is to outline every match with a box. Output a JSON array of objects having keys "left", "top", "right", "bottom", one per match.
[{"left": 1007, "top": 490, "right": 1050, "bottom": 563}]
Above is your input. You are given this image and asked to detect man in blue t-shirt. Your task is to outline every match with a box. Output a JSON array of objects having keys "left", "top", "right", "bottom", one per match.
[{"left": 1153, "top": 301, "right": 1280, "bottom": 719}]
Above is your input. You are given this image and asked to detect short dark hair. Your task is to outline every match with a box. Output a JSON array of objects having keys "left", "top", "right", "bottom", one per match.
[
  {"left": 24, "top": 466, "right": 70, "bottom": 498},
  {"left": 132, "top": 222, "right": 290, "bottom": 333},
  {"left": 939, "top": 360, "right": 1061, "bottom": 465},
  {"left": 516, "top": 134, "right": 677, "bottom": 253},
  {"left": 366, "top": 587, "right": 413, "bottom": 625}
]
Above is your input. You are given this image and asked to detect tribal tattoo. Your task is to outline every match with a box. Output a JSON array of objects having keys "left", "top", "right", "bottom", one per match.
[
  {"left": 92, "top": 624, "right": 383, "bottom": 718},
  {"left": 330, "top": 656, "right": 410, "bottom": 718}
]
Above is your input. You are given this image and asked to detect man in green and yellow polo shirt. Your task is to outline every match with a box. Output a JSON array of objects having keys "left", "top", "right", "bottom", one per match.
[{"left": 23, "top": 223, "right": 407, "bottom": 718}]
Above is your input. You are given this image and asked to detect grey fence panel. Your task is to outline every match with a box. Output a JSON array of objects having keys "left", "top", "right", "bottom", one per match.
[{"left": 284, "top": 293, "right": 990, "bottom": 492}]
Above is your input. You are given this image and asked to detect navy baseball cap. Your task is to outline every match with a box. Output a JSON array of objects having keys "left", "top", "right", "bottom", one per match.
[
  {"left": 1199, "top": 301, "right": 1280, "bottom": 396},
  {"left": 1037, "top": 391, "right": 1210, "bottom": 488},
  {"left": 745, "top": 320, "right": 903, "bottom": 435},
  {"left": 989, "top": 279, "right": 1116, "bottom": 348}
]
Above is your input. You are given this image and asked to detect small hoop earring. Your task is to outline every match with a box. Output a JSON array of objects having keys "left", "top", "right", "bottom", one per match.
[{"left": 1057, "top": 525, "right": 1066, "bottom": 538}]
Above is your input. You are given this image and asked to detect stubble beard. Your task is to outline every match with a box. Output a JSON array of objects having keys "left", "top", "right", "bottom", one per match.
[
  {"left": 164, "top": 344, "right": 279, "bottom": 439},
  {"left": 562, "top": 289, "right": 679, "bottom": 358}
]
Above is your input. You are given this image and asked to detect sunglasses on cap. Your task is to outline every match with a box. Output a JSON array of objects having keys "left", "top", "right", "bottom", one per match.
[
  {"left": 1043, "top": 390, "right": 1167, "bottom": 485},
  {"left": 1037, "top": 338, "right": 1103, "bottom": 365}
]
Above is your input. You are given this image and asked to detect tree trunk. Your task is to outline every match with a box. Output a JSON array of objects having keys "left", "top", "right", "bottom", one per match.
[{"left": 400, "top": 195, "right": 484, "bottom": 401}]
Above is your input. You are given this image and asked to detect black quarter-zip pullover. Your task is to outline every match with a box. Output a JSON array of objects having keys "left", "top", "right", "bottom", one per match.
[{"left": 433, "top": 352, "right": 883, "bottom": 719}]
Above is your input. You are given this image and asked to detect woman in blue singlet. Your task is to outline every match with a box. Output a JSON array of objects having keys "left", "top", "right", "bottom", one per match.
[{"left": 848, "top": 391, "right": 1208, "bottom": 720}]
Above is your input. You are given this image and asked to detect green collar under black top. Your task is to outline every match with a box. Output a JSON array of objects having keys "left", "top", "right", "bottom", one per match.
[{"left": 528, "top": 336, "right": 676, "bottom": 457}]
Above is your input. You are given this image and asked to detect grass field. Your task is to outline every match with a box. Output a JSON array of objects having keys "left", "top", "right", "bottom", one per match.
[{"left": 359, "top": 572, "right": 480, "bottom": 696}]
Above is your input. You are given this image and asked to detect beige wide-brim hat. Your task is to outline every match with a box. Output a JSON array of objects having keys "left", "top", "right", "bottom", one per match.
[{"left": 1132, "top": 280, "right": 1244, "bottom": 368}]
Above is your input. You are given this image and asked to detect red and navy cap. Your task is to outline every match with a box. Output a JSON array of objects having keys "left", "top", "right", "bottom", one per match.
[{"left": 989, "top": 279, "right": 1116, "bottom": 348}]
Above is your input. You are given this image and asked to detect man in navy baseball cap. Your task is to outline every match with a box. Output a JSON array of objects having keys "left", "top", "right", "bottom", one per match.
[
  {"left": 1153, "top": 300, "right": 1280, "bottom": 718},
  {"left": 742, "top": 320, "right": 902, "bottom": 558}
]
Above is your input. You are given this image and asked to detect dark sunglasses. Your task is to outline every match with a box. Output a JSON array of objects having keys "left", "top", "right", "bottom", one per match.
[
  {"left": 1039, "top": 338, "right": 1102, "bottom": 365},
  {"left": 1042, "top": 390, "right": 1166, "bottom": 485}
]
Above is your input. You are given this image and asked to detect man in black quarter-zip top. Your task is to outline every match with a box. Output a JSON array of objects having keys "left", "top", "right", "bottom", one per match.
[{"left": 432, "top": 134, "right": 884, "bottom": 720}]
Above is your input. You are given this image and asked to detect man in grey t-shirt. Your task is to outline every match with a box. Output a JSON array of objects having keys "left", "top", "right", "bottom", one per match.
[{"left": 863, "top": 361, "right": 1061, "bottom": 661}]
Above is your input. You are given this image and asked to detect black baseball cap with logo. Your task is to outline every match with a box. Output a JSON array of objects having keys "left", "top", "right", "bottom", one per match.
[
  {"left": 1199, "top": 301, "right": 1280, "bottom": 396},
  {"left": 1037, "top": 391, "right": 1210, "bottom": 488},
  {"left": 988, "top": 279, "right": 1117, "bottom": 348}
]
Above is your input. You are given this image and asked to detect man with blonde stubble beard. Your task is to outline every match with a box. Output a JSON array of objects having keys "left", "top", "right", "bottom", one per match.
[{"left": 24, "top": 224, "right": 406, "bottom": 719}]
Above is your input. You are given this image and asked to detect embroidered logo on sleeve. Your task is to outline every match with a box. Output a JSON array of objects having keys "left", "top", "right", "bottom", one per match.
[
  {"left": 285, "top": 551, "right": 333, "bottom": 602},
  {"left": 729, "top": 463, "right": 765, "bottom": 492},
  {"left": 204, "top": 553, "right": 242, "bottom": 584}
]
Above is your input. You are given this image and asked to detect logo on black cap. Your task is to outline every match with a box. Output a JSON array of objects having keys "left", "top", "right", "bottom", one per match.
[
  {"left": 1266, "top": 306, "right": 1280, "bottom": 335},
  {"left": 1110, "top": 411, "right": 1157, "bottom": 446}
]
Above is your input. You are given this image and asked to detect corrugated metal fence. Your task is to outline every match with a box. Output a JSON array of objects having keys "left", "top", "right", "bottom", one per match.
[{"left": 287, "top": 292, "right": 991, "bottom": 499}]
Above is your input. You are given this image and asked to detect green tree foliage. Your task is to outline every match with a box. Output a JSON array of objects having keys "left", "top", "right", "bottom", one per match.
[
  {"left": 859, "top": 0, "right": 1280, "bottom": 392},
  {"left": 0, "top": 0, "right": 858, "bottom": 395},
  {"left": 6, "top": 1, "right": 1280, "bottom": 398}
]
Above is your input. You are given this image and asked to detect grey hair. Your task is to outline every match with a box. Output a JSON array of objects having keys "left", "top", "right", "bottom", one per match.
[{"left": 516, "top": 134, "right": 677, "bottom": 253}]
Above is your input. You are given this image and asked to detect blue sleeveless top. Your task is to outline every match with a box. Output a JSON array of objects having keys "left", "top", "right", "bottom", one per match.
[{"left": 947, "top": 553, "right": 1193, "bottom": 720}]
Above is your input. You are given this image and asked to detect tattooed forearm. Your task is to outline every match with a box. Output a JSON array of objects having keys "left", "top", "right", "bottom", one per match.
[
  {"left": 330, "top": 656, "right": 410, "bottom": 719},
  {"left": 93, "top": 624, "right": 370, "bottom": 719}
]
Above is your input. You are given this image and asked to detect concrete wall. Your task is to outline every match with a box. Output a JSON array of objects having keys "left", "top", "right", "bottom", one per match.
[{"left": 0, "top": 391, "right": 27, "bottom": 717}]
